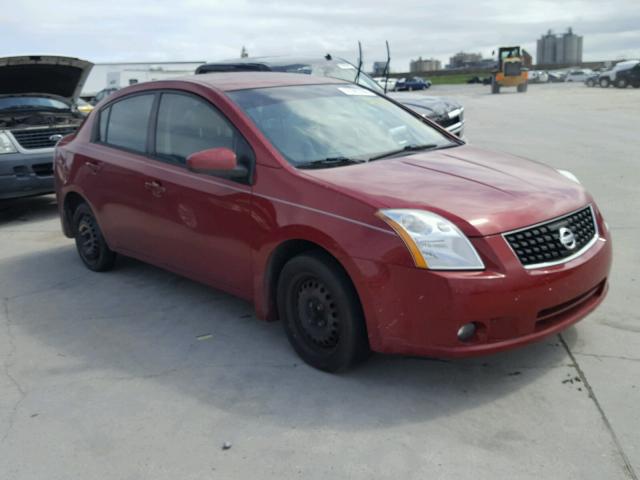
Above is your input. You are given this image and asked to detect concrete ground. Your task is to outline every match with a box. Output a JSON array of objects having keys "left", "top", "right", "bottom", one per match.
[{"left": 1, "top": 82, "right": 639, "bottom": 479}]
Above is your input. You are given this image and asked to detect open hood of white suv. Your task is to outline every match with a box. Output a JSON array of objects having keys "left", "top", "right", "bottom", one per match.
[{"left": 0, "top": 55, "right": 93, "bottom": 103}]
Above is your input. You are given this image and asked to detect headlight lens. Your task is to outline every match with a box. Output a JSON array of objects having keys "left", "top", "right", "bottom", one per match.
[
  {"left": 0, "top": 131, "right": 17, "bottom": 154},
  {"left": 377, "top": 209, "right": 485, "bottom": 270},
  {"left": 557, "top": 169, "right": 580, "bottom": 184}
]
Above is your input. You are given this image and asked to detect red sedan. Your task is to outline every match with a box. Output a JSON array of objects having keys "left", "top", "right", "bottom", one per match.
[{"left": 54, "top": 72, "right": 612, "bottom": 372}]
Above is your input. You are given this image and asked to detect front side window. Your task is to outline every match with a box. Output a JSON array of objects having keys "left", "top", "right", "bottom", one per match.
[
  {"left": 104, "top": 94, "right": 154, "bottom": 152},
  {"left": 153, "top": 93, "right": 254, "bottom": 180},
  {"left": 228, "top": 84, "right": 456, "bottom": 167}
]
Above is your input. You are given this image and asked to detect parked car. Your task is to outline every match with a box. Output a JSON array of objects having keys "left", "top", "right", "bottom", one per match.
[
  {"left": 528, "top": 70, "right": 549, "bottom": 83},
  {"left": 466, "top": 76, "right": 491, "bottom": 85},
  {"left": 547, "top": 70, "right": 568, "bottom": 83},
  {"left": 598, "top": 60, "right": 640, "bottom": 88},
  {"left": 0, "top": 55, "right": 92, "bottom": 200},
  {"left": 55, "top": 72, "right": 611, "bottom": 372},
  {"left": 395, "top": 76, "right": 431, "bottom": 91},
  {"left": 565, "top": 69, "right": 593, "bottom": 82},
  {"left": 196, "top": 56, "right": 464, "bottom": 137},
  {"left": 373, "top": 76, "right": 397, "bottom": 91},
  {"left": 584, "top": 74, "right": 600, "bottom": 87},
  {"left": 613, "top": 62, "right": 640, "bottom": 88},
  {"left": 75, "top": 98, "right": 94, "bottom": 115}
]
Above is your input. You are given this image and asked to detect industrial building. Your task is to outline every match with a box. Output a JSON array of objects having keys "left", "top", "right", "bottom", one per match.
[
  {"left": 409, "top": 57, "right": 441, "bottom": 72},
  {"left": 536, "top": 28, "right": 583, "bottom": 65},
  {"left": 82, "top": 61, "right": 206, "bottom": 97}
]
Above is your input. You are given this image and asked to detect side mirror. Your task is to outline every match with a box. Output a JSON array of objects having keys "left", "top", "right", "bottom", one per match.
[{"left": 186, "top": 148, "right": 247, "bottom": 179}]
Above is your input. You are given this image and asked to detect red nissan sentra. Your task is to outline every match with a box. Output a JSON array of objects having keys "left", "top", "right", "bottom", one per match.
[{"left": 54, "top": 72, "right": 612, "bottom": 372}]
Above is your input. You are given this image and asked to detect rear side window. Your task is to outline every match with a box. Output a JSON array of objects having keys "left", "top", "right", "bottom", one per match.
[
  {"left": 154, "top": 93, "right": 235, "bottom": 164},
  {"left": 103, "top": 94, "right": 154, "bottom": 153}
]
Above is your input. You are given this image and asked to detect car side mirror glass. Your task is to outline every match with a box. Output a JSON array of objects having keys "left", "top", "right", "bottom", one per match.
[{"left": 186, "top": 147, "right": 247, "bottom": 179}]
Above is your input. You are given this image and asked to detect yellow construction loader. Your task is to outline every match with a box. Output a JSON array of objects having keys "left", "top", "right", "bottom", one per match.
[{"left": 491, "top": 46, "right": 528, "bottom": 94}]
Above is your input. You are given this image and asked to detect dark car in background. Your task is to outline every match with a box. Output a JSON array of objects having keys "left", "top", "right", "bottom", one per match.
[
  {"left": 394, "top": 76, "right": 431, "bottom": 91},
  {"left": 196, "top": 56, "right": 464, "bottom": 137},
  {"left": 0, "top": 55, "right": 92, "bottom": 200},
  {"left": 614, "top": 63, "right": 640, "bottom": 88}
]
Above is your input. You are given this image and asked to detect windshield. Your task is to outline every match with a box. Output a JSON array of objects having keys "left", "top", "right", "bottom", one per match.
[
  {"left": 270, "top": 61, "right": 384, "bottom": 93},
  {"left": 228, "top": 84, "right": 456, "bottom": 167},
  {"left": 0, "top": 96, "right": 70, "bottom": 111}
]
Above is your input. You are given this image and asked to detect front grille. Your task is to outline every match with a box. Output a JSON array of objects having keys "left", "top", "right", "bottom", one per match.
[
  {"left": 504, "top": 206, "right": 597, "bottom": 268},
  {"left": 10, "top": 126, "right": 77, "bottom": 150}
]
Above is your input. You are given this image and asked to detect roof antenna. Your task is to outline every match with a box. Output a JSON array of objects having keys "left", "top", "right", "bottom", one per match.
[
  {"left": 325, "top": 53, "right": 332, "bottom": 61},
  {"left": 383, "top": 40, "right": 391, "bottom": 94},
  {"left": 355, "top": 41, "right": 363, "bottom": 84}
]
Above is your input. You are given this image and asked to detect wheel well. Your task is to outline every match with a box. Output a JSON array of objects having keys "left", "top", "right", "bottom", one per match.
[
  {"left": 265, "top": 240, "right": 355, "bottom": 322},
  {"left": 62, "top": 192, "right": 87, "bottom": 236}
]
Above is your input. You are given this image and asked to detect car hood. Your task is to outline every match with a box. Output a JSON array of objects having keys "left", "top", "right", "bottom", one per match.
[
  {"left": 388, "top": 92, "right": 462, "bottom": 118},
  {"left": 0, "top": 55, "right": 93, "bottom": 103},
  {"left": 300, "top": 145, "right": 590, "bottom": 237}
]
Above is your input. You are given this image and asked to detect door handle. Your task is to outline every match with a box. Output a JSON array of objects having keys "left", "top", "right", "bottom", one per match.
[
  {"left": 144, "top": 180, "right": 166, "bottom": 197},
  {"left": 85, "top": 160, "right": 102, "bottom": 174}
]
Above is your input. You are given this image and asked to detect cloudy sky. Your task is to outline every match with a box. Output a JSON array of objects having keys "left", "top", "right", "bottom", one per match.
[{"left": 2, "top": 0, "right": 639, "bottom": 70}]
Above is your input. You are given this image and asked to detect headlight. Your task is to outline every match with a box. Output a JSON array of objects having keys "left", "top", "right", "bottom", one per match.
[
  {"left": 377, "top": 209, "right": 485, "bottom": 270},
  {"left": 557, "top": 169, "right": 580, "bottom": 184},
  {"left": 0, "top": 131, "right": 17, "bottom": 154}
]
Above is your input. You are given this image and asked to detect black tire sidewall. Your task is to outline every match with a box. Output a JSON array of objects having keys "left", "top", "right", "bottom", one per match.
[
  {"left": 72, "top": 204, "right": 116, "bottom": 272},
  {"left": 277, "top": 252, "right": 368, "bottom": 372}
]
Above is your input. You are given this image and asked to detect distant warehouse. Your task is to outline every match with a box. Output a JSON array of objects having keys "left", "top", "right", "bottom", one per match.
[
  {"left": 537, "top": 28, "right": 583, "bottom": 65},
  {"left": 82, "top": 61, "right": 205, "bottom": 97}
]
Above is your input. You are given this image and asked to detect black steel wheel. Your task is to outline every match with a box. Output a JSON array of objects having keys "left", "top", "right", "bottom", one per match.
[
  {"left": 73, "top": 203, "right": 116, "bottom": 272},
  {"left": 277, "top": 251, "right": 369, "bottom": 372}
]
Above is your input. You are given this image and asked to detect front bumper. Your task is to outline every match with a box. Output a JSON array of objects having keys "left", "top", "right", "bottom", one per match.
[
  {"left": 0, "top": 152, "right": 54, "bottom": 200},
  {"left": 354, "top": 223, "right": 612, "bottom": 358}
]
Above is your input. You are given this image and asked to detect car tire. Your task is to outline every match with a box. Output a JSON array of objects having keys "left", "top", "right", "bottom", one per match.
[
  {"left": 586, "top": 79, "right": 594, "bottom": 87},
  {"left": 599, "top": 77, "right": 611, "bottom": 88},
  {"left": 72, "top": 203, "right": 116, "bottom": 272},
  {"left": 615, "top": 78, "right": 628, "bottom": 88},
  {"left": 517, "top": 82, "right": 528, "bottom": 93},
  {"left": 277, "top": 251, "right": 369, "bottom": 372},
  {"left": 632, "top": 82, "right": 640, "bottom": 89}
]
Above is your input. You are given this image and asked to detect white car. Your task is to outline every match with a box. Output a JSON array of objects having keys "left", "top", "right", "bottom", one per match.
[
  {"left": 528, "top": 70, "right": 549, "bottom": 83},
  {"left": 373, "top": 76, "right": 397, "bottom": 92},
  {"left": 565, "top": 69, "right": 593, "bottom": 82}
]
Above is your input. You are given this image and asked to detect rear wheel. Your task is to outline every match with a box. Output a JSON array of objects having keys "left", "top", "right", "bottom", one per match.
[
  {"left": 586, "top": 79, "right": 595, "bottom": 87},
  {"left": 277, "top": 251, "right": 369, "bottom": 372},
  {"left": 615, "top": 78, "right": 628, "bottom": 88},
  {"left": 599, "top": 77, "right": 610, "bottom": 88},
  {"left": 517, "top": 82, "right": 528, "bottom": 93},
  {"left": 72, "top": 203, "right": 116, "bottom": 272}
]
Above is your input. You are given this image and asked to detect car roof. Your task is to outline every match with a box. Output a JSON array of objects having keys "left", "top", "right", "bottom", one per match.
[{"left": 185, "top": 71, "right": 346, "bottom": 92}]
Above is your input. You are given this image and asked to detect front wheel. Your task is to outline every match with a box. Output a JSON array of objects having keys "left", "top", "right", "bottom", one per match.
[
  {"left": 599, "top": 77, "right": 610, "bottom": 88},
  {"left": 277, "top": 251, "right": 369, "bottom": 372},
  {"left": 73, "top": 203, "right": 116, "bottom": 272}
]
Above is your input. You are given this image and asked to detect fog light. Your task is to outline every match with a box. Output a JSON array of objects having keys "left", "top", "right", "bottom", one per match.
[{"left": 457, "top": 323, "right": 477, "bottom": 342}]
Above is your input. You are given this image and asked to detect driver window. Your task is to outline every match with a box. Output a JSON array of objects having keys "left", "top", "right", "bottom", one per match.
[{"left": 155, "top": 93, "right": 235, "bottom": 164}]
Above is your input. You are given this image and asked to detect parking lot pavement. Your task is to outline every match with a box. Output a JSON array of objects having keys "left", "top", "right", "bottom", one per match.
[{"left": 1, "top": 83, "right": 638, "bottom": 480}]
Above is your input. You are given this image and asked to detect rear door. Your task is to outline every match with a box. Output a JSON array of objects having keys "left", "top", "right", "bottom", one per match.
[{"left": 81, "top": 92, "right": 161, "bottom": 255}]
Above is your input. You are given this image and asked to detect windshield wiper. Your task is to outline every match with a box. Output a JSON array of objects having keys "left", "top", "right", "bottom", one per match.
[
  {"left": 298, "top": 157, "right": 367, "bottom": 169},
  {"left": 369, "top": 144, "right": 439, "bottom": 161}
]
